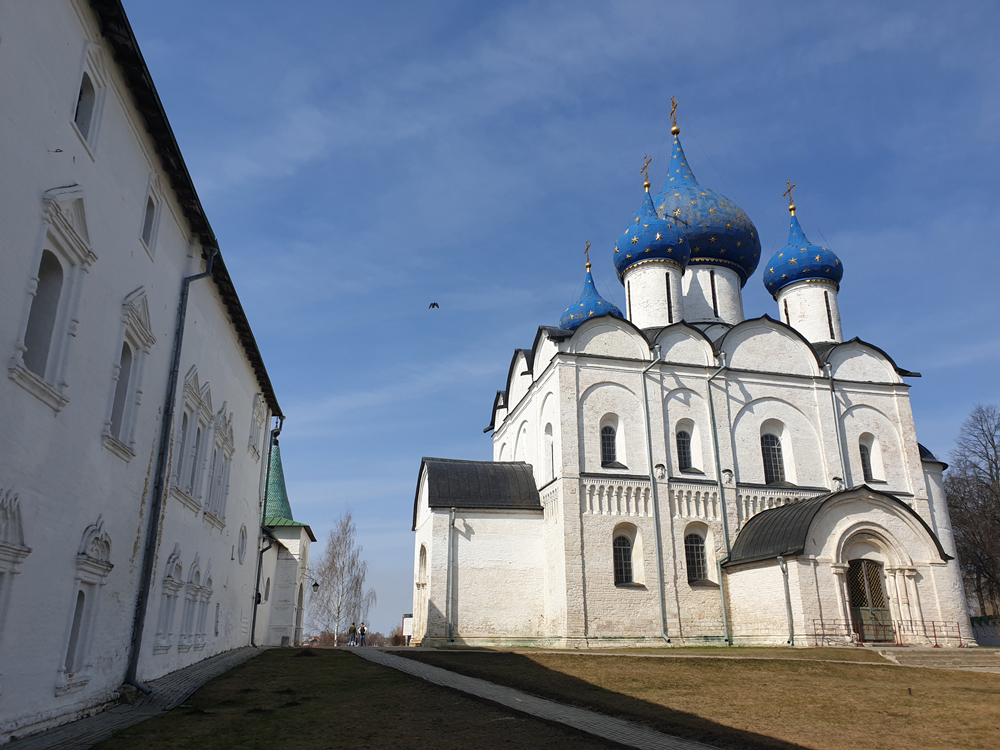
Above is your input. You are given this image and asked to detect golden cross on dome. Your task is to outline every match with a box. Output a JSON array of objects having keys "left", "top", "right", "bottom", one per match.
[
  {"left": 640, "top": 154, "right": 652, "bottom": 191},
  {"left": 783, "top": 180, "right": 797, "bottom": 215},
  {"left": 584, "top": 240, "right": 591, "bottom": 269},
  {"left": 669, "top": 96, "right": 679, "bottom": 132}
]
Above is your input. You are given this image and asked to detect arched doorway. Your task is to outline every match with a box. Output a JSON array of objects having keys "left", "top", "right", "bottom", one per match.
[{"left": 847, "top": 558, "right": 893, "bottom": 642}]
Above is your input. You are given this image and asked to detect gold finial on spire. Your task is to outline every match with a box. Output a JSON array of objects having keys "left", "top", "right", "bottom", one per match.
[
  {"left": 584, "top": 240, "right": 591, "bottom": 270},
  {"left": 783, "top": 180, "right": 797, "bottom": 215},
  {"left": 640, "top": 154, "right": 652, "bottom": 191},
  {"left": 670, "top": 96, "right": 680, "bottom": 136}
]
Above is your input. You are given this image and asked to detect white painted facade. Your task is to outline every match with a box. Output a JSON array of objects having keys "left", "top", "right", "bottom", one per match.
[
  {"left": 413, "top": 179, "right": 972, "bottom": 653},
  {"left": 0, "top": 2, "right": 305, "bottom": 742}
]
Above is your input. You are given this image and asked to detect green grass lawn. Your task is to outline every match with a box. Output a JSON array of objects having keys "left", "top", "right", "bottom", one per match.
[
  {"left": 93, "top": 649, "right": 624, "bottom": 750},
  {"left": 401, "top": 649, "right": 1000, "bottom": 750}
]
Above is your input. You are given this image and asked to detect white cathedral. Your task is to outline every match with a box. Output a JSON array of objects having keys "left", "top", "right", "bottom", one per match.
[{"left": 411, "top": 115, "right": 972, "bottom": 649}]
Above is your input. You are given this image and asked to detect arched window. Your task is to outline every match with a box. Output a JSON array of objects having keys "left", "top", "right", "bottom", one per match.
[
  {"left": 109, "top": 342, "right": 133, "bottom": 440},
  {"left": 23, "top": 250, "right": 64, "bottom": 378},
  {"left": 544, "top": 423, "right": 554, "bottom": 481},
  {"left": 859, "top": 442, "right": 874, "bottom": 483},
  {"left": 601, "top": 426, "right": 617, "bottom": 465},
  {"left": 188, "top": 426, "right": 202, "bottom": 495},
  {"left": 761, "top": 433, "right": 785, "bottom": 485},
  {"left": 64, "top": 590, "right": 86, "bottom": 672},
  {"left": 613, "top": 535, "right": 633, "bottom": 584},
  {"left": 418, "top": 545, "right": 427, "bottom": 586},
  {"left": 685, "top": 533, "right": 707, "bottom": 583},
  {"left": 676, "top": 431, "right": 692, "bottom": 471},
  {"left": 74, "top": 73, "right": 96, "bottom": 141},
  {"left": 141, "top": 196, "right": 157, "bottom": 247}
]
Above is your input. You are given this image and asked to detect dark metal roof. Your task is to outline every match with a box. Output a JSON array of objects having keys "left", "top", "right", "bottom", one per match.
[
  {"left": 87, "top": 0, "right": 281, "bottom": 416},
  {"left": 918, "top": 443, "right": 948, "bottom": 469},
  {"left": 724, "top": 487, "right": 951, "bottom": 567},
  {"left": 412, "top": 458, "right": 540, "bottom": 530}
]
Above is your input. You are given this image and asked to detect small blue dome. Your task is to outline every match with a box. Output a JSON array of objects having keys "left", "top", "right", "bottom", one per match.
[
  {"left": 763, "top": 211, "right": 843, "bottom": 298},
  {"left": 613, "top": 191, "right": 690, "bottom": 282},
  {"left": 560, "top": 264, "right": 625, "bottom": 331},
  {"left": 653, "top": 132, "right": 761, "bottom": 285}
]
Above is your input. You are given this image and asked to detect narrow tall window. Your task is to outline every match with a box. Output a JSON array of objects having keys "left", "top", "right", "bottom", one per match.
[
  {"left": 613, "top": 536, "right": 633, "bottom": 584},
  {"left": 64, "top": 590, "right": 86, "bottom": 672},
  {"left": 761, "top": 434, "right": 785, "bottom": 484},
  {"left": 544, "top": 423, "right": 554, "bottom": 482},
  {"left": 685, "top": 534, "right": 707, "bottom": 583},
  {"left": 141, "top": 196, "right": 156, "bottom": 247},
  {"left": 109, "top": 342, "right": 133, "bottom": 440},
  {"left": 859, "top": 442, "right": 874, "bottom": 483},
  {"left": 74, "top": 73, "right": 96, "bottom": 141},
  {"left": 626, "top": 281, "right": 632, "bottom": 320},
  {"left": 824, "top": 292, "right": 835, "bottom": 339},
  {"left": 264, "top": 578, "right": 271, "bottom": 602},
  {"left": 23, "top": 250, "right": 64, "bottom": 378},
  {"left": 188, "top": 427, "right": 202, "bottom": 494},
  {"left": 783, "top": 300, "right": 790, "bottom": 324},
  {"left": 177, "top": 413, "right": 190, "bottom": 484},
  {"left": 677, "top": 431, "right": 692, "bottom": 471},
  {"left": 214, "top": 602, "right": 220, "bottom": 637},
  {"left": 710, "top": 270, "right": 719, "bottom": 317},
  {"left": 601, "top": 426, "right": 617, "bottom": 465},
  {"left": 665, "top": 273, "right": 673, "bottom": 324}
]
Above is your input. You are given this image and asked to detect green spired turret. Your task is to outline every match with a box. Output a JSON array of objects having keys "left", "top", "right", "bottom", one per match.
[{"left": 264, "top": 441, "right": 294, "bottom": 521}]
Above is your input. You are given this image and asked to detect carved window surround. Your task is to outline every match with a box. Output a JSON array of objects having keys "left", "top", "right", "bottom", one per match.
[{"left": 0, "top": 489, "right": 32, "bottom": 652}]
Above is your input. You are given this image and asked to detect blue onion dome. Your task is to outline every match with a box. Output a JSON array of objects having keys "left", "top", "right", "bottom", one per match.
[
  {"left": 653, "top": 126, "right": 761, "bottom": 285},
  {"left": 613, "top": 187, "right": 690, "bottom": 283},
  {"left": 560, "top": 262, "right": 625, "bottom": 331},
  {"left": 763, "top": 202, "right": 844, "bottom": 298}
]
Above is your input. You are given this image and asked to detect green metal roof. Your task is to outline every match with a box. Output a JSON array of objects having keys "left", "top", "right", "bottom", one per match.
[
  {"left": 265, "top": 443, "right": 293, "bottom": 521},
  {"left": 264, "top": 516, "right": 317, "bottom": 542}
]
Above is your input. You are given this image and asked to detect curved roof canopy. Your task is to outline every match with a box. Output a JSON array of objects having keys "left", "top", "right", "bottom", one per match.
[{"left": 724, "top": 487, "right": 951, "bottom": 567}]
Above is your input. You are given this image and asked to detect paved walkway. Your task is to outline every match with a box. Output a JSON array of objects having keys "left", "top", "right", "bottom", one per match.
[
  {"left": 356, "top": 649, "right": 715, "bottom": 750},
  {"left": 7, "top": 647, "right": 261, "bottom": 750}
]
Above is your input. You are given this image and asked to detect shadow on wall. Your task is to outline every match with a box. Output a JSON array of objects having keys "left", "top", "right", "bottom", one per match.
[{"left": 400, "top": 651, "right": 811, "bottom": 750}]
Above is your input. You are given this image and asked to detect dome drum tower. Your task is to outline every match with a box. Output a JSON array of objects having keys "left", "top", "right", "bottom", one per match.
[
  {"left": 764, "top": 198, "right": 845, "bottom": 345},
  {"left": 680, "top": 266, "right": 745, "bottom": 326}
]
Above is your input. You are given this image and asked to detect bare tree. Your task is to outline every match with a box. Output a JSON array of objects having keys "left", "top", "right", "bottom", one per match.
[
  {"left": 308, "top": 510, "right": 377, "bottom": 642},
  {"left": 946, "top": 404, "right": 1000, "bottom": 617}
]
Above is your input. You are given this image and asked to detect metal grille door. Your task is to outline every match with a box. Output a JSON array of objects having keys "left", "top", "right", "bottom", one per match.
[{"left": 847, "top": 559, "right": 893, "bottom": 642}]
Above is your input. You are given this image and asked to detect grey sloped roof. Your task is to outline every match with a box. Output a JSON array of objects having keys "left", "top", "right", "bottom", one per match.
[
  {"left": 724, "top": 487, "right": 950, "bottom": 567},
  {"left": 412, "top": 458, "right": 540, "bottom": 529},
  {"left": 918, "top": 443, "right": 948, "bottom": 469}
]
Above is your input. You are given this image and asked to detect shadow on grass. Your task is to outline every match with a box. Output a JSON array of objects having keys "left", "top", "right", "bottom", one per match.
[{"left": 400, "top": 650, "right": 811, "bottom": 750}]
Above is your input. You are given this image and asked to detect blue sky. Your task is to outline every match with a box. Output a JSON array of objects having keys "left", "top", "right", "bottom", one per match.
[{"left": 126, "top": 0, "right": 1000, "bottom": 633}]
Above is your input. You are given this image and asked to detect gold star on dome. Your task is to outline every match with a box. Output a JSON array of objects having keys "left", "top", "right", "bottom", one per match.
[
  {"left": 670, "top": 177, "right": 674, "bottom": 182},
  {"left": 667, "top": 248, "right": 672, "bottom": 254},
  {"left": 801, "top": 247, "right": 807, "bottom": 252},
  {"left": 615, "top": 248, "right": 619, "bottom": 253},
  {"left": 789, "top": 258, "right": 797, "bottom": 265},
  {"left": 708, "top": 208, "right": 716, "bottom": 214},
  {"left": 726, "top": 223, "right": 732, "bottom": 229},
  {"left": 645, "top": 248, "right": 651, "bottom": 253},
  {"left": 815, "top": 255, "right": 821, "bottom": 262},
  {"left": 589, "top": 311, "right": 594, "bottom": 316},
  {"left": 825, "top": 269, "right": 830, "bottom": 273},
  {"left": 626, "top": 254, "right": 632, "bottom": 259},
  {"left": 701, "top": 192, "right": 707, "bottom": 196},
  {"left": 643, "top": 223, "right": 649, "bottom": 228},
  {"left": 624, "top": 228, "right": 630, "bottom": 234},
  {"left": 580, "top": 303, "right": 585, "bottom": 307},
  {"left": 835, "top": 259, "right": 840, "bottom": 265},
  {"left": 658, "top": 204, "right": 666, "bottom": 211},
  {"left": 597, "top": 301, "right": 603, "bottom": 305},
  {"left": 709, "top": 237, "right": 717, "bottom": 243},
  {"left": 736, "top": 241, "right": 741, "bottom": 247},
  {"left": 782, "top": 273, "right": 787, "bottom": 279},
  {"left": 674, "top": 193, "right": 680, "bottom": 197},
  {"left": 693, "top": 247, "right": 701, "bottom": 253},
  {"left": 769, "top": 268, "right": 774, "bottom": 273},
  {"left": 655, "top": 233, "right": 662, "bottom": 240},
  {"left": 673, "top": 208, "right": 681, "bottom": 217},
  {"left": 678, "top": 237, "right": 684, "bottom": 243},
  {"left": 690, "top": 200, "right": 697, "bottom": 205},
  {"left": 631, "top": 237, "right": 638, "bottom": 244},
  {"left": 778, "top": 253, "right": 784, "bottom": 258}
]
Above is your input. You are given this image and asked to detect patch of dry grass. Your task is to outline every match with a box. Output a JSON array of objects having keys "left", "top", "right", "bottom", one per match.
[
  {"left": 402, "top": 650, "right": 1000, "bottom": 750},
  {"left": 92, "top": 649, "right": 624, "bottom": 750}
]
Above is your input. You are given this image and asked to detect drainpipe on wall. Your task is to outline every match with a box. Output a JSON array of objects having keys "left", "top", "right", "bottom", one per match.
[
  {"left": 777, "top": 555, "right": 795, "bottom": 645},
  {"left": 825, "top": 363, "right": 848, "bottom": 489},
  {"left": 640, "top": 345, "right": 671, "bottom": 644},
  {"left": 251, "top": 417, "right": 283, "bottom": 647},
  {"left": 705, "top": 352, "right": 732, "bottom": 645},
  {"left": 126, "top": 248, "right": 217, "bottom": 693},
  {"left": 447, "top": 507, "right": 456, "bottom": 642}
]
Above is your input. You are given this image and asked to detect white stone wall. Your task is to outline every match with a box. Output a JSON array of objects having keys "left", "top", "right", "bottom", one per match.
[
  {"left": 622, "top": 262, "right": 683, "bottom": 329},
  {"left": 0, "top": 2, "right": 278, "bottom": 739},
  {"left": 775, "top": 280, "right": 842, "bottom": 344},
  {"left": 681, "top": 266, "right": 744, "bottom": 325}
]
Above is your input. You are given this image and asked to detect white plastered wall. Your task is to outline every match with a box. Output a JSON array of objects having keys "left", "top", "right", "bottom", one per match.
[
  {"left": 622, "top": 262, "right": 684, "bottom": 329},
  {"left": 681, "top": 266, "right": 744, "bottom": 325},
  {"left": 775, "top": 280, "right": 842, "bottom": 344}
]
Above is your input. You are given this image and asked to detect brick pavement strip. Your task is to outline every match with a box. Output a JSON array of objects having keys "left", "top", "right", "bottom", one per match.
[
  {"left": 355, "top": 649, "right": 716, "bottom": 750},
  {"left": 6, "top": 647, "right": 261, "bottom": 750}
]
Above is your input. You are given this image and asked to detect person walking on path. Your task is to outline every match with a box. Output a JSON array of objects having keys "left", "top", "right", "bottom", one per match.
[
  {"left": 348, "top": 622, "right": 357, "bottom": 647},
  {"left": 358, "top": 622, "right": 367, "bottom": 647}
]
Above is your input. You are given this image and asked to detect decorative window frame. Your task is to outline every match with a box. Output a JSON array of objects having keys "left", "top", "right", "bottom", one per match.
[
  {"left": 138, "top": 175, "right": 164, "bottom": 260},
  {"left": 0, "top": 488, "right": 32, "bottom": 652},
  {"left": 102, "top": 287, "right": 156, "bottom": 462},
  {"left": 204, "top": 404, "right": 234, "bottom": 528},
  {"left": 177, "top": 554, "right": 201, "bottom": 653},
  {"left": 248, "top": 393, "right": 267, "bottom": 462},
  {"left": 153, "top": 544, "right": 183, "bottom": 654},
  {"left": 56, "top": 516, "right": 113, "bottom": 696},
  {"left": 171, "top": 368, "right": 213, "bottom": 513},
  {"left": 9, "top": 186, "right": 97, "bottom": 412},
  {"left": 70, "top": 43, "right": 110, "bottom": 158}
]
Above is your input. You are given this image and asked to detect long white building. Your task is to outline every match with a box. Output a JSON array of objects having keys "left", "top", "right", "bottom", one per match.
[
  {"left": 411, "top": 116, "right": 972, "bottom": 649},
  {"left": 0, "top": 1, "right": 310, "bottom": 741}
]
